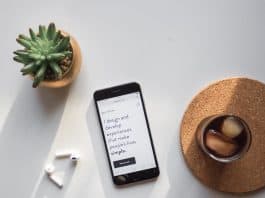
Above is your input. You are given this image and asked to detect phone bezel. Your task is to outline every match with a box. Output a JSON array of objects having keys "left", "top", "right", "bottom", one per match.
[{"left": 94, "top": 82, "right": 160, "bottom": 185}]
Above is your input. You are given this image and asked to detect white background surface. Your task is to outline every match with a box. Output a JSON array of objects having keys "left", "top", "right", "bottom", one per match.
[{"left": 0, "top": 0, "right": 265, "bottom": 197}]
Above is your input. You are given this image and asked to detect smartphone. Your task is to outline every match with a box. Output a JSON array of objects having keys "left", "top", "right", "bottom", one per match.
[{"left": 94, "top": 82, "right": 159, "bottom": 185}]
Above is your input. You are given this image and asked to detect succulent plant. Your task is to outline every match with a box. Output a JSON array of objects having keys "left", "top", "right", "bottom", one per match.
[{"left": 13, "top": 23, "right": 72, "bottom": 88}]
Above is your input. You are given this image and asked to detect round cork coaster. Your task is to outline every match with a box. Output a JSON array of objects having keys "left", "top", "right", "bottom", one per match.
[{"left": 180, "top": 77, "right": 265, "bottom": 193}]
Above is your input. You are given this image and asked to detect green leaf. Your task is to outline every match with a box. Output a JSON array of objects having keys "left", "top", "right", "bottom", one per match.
[
  {"left": 63, "top": 51, "right": 72, "bottom": 56},
  {"left": 30, "top": 41, "right": 40, "bottom": 49},
  {"left": 34, "top": 59, "right": 43, "bottom": 67},
  {"left": 54, "top": 30, "right": 62, "bottom": 43},
  {"left": 33, "top": 63, "right": 47, "bottom": 88},
  {"left": 16, "top": 38, "right": 32, "bottom": 49},
  {"left": 13, "top": 50, "right": 28, "bottom": 56},
  {"left": 47, "top": 23, "right": 56, "bottom": 40},
  {"left": 13, "top": 56, "right": 32, "bottom": 64},
  {"left": 20, "top": 62, "right": 40, "bottom": 74},
  {"left": 43, "top": 26, "right": 47, "bottom": 33},
  {"left": 47, "top": 53, "right": 65, "bottom": 61},
  {"left": 27, "top": 46, "right": 39, "bottom": 54},
  {"left": 34, "top": 37, "right": 44, "bottom": 49},
  {"left": 19, "top": 34, "right": 31, "bottom": 41},
  {"left": 13, "top": 50, "right": 32, "bottom": 61},
  {"left": 29, "top": 28, "right": 38, "bottom": 41},
  {"left": 28, "top": 53, "right": 44, "bottom": 60},
  {"left": 39, "top": 25, "right": 46, "bottom": 40},
  {"left": 53, "top": 36, "right": 70, "bottom": 52},
  {"left": 49, "top": 62, "right": 62, "bottom": 79}
]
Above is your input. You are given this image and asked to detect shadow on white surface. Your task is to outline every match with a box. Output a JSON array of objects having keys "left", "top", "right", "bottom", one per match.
[
  {"left": 32, "top": 157, "right": 76, "bottom": 198},
  {"left": 86, "top": 101, "right": 156, "bottom": 198},
  {"left": 166, "top": 127, "right": 237, "bottom": 198},
  {"left": 0, "top": 82, "right": 70, "bottom": 198}
]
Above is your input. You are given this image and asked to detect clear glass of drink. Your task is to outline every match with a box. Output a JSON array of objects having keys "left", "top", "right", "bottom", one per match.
[{"left": 196, "top": 114, "right": 252, "bottom": 163}]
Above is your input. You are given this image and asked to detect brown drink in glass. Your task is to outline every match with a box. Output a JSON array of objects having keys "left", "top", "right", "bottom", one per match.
[{"left": 196, "top": 114, "right": 251, "bottom": 163}]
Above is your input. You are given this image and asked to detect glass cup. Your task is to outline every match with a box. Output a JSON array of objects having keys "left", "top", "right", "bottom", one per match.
[{"left": 196, "top": 114, "right": 252, "bottom": 163}]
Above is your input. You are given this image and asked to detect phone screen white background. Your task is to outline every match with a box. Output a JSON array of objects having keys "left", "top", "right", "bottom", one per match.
[{"left": 97, "top": 92, "right": 156, "bottom": 176}]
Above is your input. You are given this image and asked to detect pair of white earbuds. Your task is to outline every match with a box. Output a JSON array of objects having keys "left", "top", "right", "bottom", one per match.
[{"left": 45, "top": 151, "right": 80, "bottom": 188}]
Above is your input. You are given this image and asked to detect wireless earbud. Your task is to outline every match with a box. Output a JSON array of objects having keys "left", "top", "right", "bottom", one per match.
[
  {"left": 45, "top": 164, "right": 63, "bottom": 188},
  {"left": 49, "top": 174, "right": 63, "bottom": 188},
  {"left": 70, "top": 152, "right": 80, "bottom": 163},
  {"left": 45, "top": 164, "right": 55, "bottom": 176},
  {"left": 55, "top": 151, "right": 73, "bottom": 158}
]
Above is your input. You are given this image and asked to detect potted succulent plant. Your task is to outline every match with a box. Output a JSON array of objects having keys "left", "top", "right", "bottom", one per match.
[{"left": 13, "top": 23, "right": 81, "bottom": 88}]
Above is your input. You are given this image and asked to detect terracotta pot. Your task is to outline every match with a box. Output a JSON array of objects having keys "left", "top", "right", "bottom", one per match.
[{"left": 38, "top": 31, "right": 82, "bottom": 88}]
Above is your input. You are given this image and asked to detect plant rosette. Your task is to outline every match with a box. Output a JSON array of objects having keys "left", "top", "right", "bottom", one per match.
[{"left": 14, "top": 23, "right": 81, "bottom": 88}]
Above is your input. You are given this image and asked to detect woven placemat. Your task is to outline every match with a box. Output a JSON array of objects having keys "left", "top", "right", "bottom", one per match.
[{"left": 180, "top": 77, "right": 265, "bottom": 193}]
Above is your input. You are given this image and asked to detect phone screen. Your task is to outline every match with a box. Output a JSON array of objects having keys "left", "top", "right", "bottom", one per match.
[{"left": 97, "top": 92, "right": 156, "bottom": 176}]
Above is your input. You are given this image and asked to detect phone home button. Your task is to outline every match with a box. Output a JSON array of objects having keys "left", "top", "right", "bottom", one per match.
[{"left": 117, "top": 175, "right": 127, "bottom": 183}]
